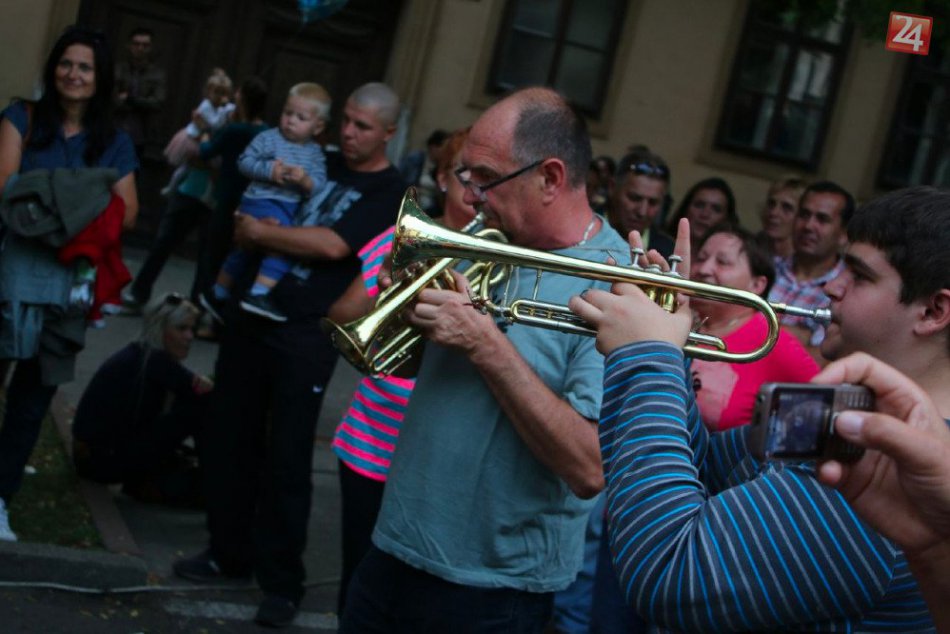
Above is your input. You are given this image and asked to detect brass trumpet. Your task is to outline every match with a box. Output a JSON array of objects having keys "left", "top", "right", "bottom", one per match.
[
  {"left": 390, "top": 197, "right": 830, "bottom": 363},
  {"left": 320, "top": 193, "right": 507, "bottom": 376}
]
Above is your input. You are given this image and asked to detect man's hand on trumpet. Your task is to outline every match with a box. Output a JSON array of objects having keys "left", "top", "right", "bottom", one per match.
[
  {"left": 568, "top": 218, "right": 694, "bottom": 356},
  {"left": 406, "top": 269, "right": 500, "bottom": 358}
]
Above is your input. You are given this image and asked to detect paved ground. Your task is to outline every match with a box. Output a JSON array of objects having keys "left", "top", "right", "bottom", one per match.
[{"left": 2, "top": 246, "right": 362, "bottom": 632}]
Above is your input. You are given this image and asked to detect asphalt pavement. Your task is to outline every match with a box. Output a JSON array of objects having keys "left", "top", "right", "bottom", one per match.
[{"left": 0, "top": 246, "right": 362, "bottom": 632}]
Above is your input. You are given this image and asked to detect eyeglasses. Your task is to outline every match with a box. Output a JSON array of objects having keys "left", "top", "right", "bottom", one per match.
[
  {"left": 627, "top": 162, "right": 670, "bottom": 180},
  {"left": 454, "top": 159, "right": 545, "bottom": 202}
]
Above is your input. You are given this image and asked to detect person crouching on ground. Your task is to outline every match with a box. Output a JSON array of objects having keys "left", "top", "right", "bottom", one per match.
[{"left": 72, "top": 293, "right": 212, "bottom": 506}]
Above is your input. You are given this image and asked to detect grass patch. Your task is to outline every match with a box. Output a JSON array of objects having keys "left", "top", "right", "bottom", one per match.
[{"left": 7, "top": 408, "right": 102, "bottom": 549}]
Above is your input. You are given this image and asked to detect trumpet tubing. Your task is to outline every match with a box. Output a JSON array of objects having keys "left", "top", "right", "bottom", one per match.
[{"left": 391, "top": 200, "right": 830, "bottom": 363}]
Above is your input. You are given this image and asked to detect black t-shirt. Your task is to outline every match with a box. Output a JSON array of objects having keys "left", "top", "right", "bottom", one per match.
[
  {"left": 230, "top": 151, "right": 405, "bottom": 348},
  {"left": 72, "top": 343, "right": 195, "bottom": 449}
]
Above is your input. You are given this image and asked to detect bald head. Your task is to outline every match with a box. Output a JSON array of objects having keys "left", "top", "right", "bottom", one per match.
[
  {"left": 348, "top": 82, "right": 400, "bottom": 127},
  {"left": 482, "top": 87, "right": 591, "bottom": 189}
]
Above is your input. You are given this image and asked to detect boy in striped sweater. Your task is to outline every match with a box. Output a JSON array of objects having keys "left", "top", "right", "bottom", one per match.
[
  {"left": 569, "top": 186, "right": 950, "bottom": 631},
  {"left": 204, "top": 82, "right": 330, "bottom": 323}
]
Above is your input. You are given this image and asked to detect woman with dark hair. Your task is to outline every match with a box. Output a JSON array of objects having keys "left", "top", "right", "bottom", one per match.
[
  {"left": 666, "top": 177, "right": 737, "bottom": 252},
  {"left": 72, "top": 294, "right": 211, "bottom": 506},
  {"left": 689, "top": 225, "right": 818, "bottom": 430},
  {"left": 0, "top": 26, "right": 138, "bottom": 541}
]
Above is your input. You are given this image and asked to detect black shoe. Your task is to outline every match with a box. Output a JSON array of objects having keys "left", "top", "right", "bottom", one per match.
[
  {"left": 173, "top": 549, "right": 250, "bottom": 583},
  {"left": 118, "top": 288, "right": 144, "bottom": 316},
  {"left": 199, "top": 292, "right": 226, "bottom": 325},
  {"left": 240, "top": 294, "right": 288, "bottom": 322},
  {"left": 255, "top": 594, "right": 298, "bottom": 628}
]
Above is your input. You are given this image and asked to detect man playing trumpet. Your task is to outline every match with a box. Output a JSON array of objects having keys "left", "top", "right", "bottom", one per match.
[{"left": 341, "top": 87, "right": 628, "bottom": 631}]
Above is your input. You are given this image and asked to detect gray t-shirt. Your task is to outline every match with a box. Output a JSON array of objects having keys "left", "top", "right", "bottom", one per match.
[{"left": 372, "top": 218, "right": 629, "bottom": 592}]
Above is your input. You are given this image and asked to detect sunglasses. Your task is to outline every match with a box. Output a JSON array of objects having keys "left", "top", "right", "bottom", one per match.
[
  {"left": 627, "top": 162, "right": 670, "bottom": 179},
  {"left": 163, "top": 292, "right": 185, "bottom": 306}
]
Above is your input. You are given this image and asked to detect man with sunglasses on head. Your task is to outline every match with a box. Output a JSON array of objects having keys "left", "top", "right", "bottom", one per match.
[
  {"left": 341, "top": 87, "right": 628, "bottom": 632},
  {"left": 608, "top": 148, "right": 674, "bottom": 258}
]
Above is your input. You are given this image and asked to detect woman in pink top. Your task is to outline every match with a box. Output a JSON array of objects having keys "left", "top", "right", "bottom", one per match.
[
  {"left": 688, "top": 225, "right": 819, "bottom": 430},
  {"left": 328, "top": 128, "right": 475, "bottom": 613}
]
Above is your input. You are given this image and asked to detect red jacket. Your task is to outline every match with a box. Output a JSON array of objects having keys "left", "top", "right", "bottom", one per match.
[{"left": 56, "top": 193, "right": 131, "bottom": 317}]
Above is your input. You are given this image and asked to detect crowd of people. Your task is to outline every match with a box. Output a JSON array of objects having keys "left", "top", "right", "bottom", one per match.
[{"left": 0, "top": 23, "right": 948, "bottom": 633}]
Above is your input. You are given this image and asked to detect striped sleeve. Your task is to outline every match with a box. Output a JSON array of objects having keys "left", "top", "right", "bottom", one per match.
[
  {"left": 237, "top": 128, "right": 275, "bottom": 181},
  {"left": 600, "top": 341, "right": 932, "bottom": 632}
]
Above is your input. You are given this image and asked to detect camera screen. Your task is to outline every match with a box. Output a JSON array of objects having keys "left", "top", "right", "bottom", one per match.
[{"left": 764, "top": 388, "right": 834, "bottom": 458}]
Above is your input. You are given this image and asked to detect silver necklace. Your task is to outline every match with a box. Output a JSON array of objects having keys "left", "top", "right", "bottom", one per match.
[{"left": 573, "top": 215, "right": 597, "bottom": 247}]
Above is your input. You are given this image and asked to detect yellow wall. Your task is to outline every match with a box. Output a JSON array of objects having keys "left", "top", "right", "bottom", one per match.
[
  {"left": 0, "top": 0, "right": 80, "bottom": 106},
  {"left": 391, "top": 0, "right": 906, "bottom": 227},
  {"left": 3, "top": 0, "right": 905, "bottom": 228}
]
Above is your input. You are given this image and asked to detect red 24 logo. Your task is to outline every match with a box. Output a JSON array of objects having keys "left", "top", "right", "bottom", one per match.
[{"left": 886, "top": 12, "right": 932, "bottom": 56}]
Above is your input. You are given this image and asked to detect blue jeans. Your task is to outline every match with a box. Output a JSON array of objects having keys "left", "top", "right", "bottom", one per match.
[
  {"left": 0, "top": 358, "right": 57, "bottom": 501},
  {"left": 221, "top": 196, "right": 296, "bottom": 286},
  {"left": 341, "top": 546, "right": 553, "bottom": 633},
  {"left": 552, "top": 493, "right": 604, "bottom": 633}
]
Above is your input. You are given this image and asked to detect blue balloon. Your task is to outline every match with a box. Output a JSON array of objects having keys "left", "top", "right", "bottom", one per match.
[{"left": 298, "top": 0, "right": 348, "bottom": 23}]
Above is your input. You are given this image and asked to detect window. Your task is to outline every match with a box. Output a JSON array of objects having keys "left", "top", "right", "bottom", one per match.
[
  {"left": 487, "top": 0, "right": 626, "bottom": 118},
  {"left": 879, "top": 42, "right": 950, "bottom": 188},
  {"left": 716, "top": 2, "right": 851, "bottom": 169}
]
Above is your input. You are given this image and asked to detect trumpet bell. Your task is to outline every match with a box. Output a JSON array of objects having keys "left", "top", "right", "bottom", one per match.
[{"left": 322, "top": 190, "right": 507, "bottom": 376}]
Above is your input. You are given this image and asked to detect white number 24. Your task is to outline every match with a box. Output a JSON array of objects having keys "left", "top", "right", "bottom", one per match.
[{"left": 892, "top": 15, "right": 925, "bottom": 52}]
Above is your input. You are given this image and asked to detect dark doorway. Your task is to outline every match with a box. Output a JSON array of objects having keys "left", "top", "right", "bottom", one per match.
[{"left": 77, "top": 0, "right": 404, "bottom": 246}]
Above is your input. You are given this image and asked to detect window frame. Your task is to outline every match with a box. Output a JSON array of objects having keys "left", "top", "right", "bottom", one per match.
[
  {"left": 714, "top": 4, "right": 853, "bottom": 170},
  {"left": 485, "top": 0, "right": 627, "bottom": 119},
  {"left": 877, "top": 45, "right": 950, "bottom": 189}
]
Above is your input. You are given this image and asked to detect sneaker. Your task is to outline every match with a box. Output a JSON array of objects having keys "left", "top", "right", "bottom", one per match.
[
  {"left": 0, "top": 499, "right": 17, "bottom": 542},
  {"left": 89, "top": 318, "right": 107, "bottom": 329},
  {"left": 199, "top": 292, "right": 226, "bottom": 325},
  {"left": 173, "top": 549, "right": 250, "bottom": 583},
  {"left": 255, "top": 594, "right": 298, "bottom": 628},
  {"left": 100, "top": 302, "right": 123, "bottom": 316},
  {"left": 240, "top": 294, "right": 288, "bottom": 322}
]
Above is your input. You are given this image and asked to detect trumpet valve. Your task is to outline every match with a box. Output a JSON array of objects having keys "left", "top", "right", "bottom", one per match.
[
  {"left": 630, "top": 247, "right": 646, "bottom": 269},
  {"left": 668, "top": 255, "right": 683, "bottom": 276},
  {"left": 659, "top": 289, "right": 677, "bottom": 313}
]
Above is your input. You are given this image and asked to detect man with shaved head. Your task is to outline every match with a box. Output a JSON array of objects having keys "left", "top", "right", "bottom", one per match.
[
  {"left": 173, "top": 83, "right": 405, "bottom": 628},
  {"left": 341, "top": 87, "right": 628, "bottom": 631}
]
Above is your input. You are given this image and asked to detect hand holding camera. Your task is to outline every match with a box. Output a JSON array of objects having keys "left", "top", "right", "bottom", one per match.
[{"left": 809, "top": 352, "right": 950, "bottom": 556}]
